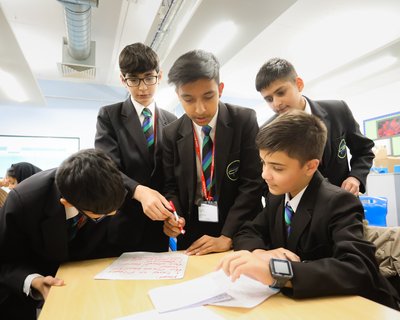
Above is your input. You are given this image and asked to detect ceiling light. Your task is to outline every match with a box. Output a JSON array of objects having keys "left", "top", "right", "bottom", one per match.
[
  {"left": 0, "top": 69, "right": 29, "bottom": 103},
  {"left": 198, "top": 21, "right": 238, "bottom": 54}
]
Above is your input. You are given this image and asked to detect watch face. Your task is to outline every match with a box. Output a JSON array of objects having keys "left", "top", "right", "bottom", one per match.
[
  {"left": 273, "top": 260, "right": 291, "bottom": 275},
  {"left": 274, "top": 261, "right": 290, "bottom": 275}
]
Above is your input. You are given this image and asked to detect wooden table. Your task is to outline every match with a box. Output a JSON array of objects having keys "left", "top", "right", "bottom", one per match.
[{"left": 39, "top": 252, "right": 400, "bottom": 320}]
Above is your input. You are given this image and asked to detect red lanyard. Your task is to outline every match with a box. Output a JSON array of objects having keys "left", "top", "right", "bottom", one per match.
[{"left": 193, "top": 125, "right": 215, "bottom": 201}]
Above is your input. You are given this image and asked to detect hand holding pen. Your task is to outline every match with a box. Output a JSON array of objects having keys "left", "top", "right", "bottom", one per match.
[{"left": 169, "top": 201, "right": 186, "bottom": 235}]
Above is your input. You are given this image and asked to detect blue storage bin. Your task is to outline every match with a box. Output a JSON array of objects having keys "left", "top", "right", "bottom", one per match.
[
  {"left": 394, "top": 165, "right": 400, "bottom": 173},
  {"left": 359, "top": 196, "right": 388, "bottom": 226},
  {"left": 371, "top": 167, "right": 389, "bottom": 174}
]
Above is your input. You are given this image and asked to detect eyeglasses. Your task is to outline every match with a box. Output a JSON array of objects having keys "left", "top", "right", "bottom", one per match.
[{"left": 123, "top": 75, "right": 158, "bottom": 87}]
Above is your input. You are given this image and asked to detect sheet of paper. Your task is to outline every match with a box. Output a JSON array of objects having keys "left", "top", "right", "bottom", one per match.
[
  {"left": 210, "top": 272, "right": 279, "bottom": 308},
  {"left": 148, "top": 269, "right": 278, "bottom": 313},
  {"left": 115, "top": 306, "right": 225, "bottom": 320},
  {"left": 148, "top": 270, "right": 232, "bottom": 313},
  {"left": 94, "top": 252, "right": 188, "bottom": 280}
]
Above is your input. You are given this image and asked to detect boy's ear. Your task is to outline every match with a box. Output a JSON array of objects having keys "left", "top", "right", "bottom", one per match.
[
  {"left": 218, "top": 82, "right": 224, "bottom": 97},
  {"left": 157, "top": 70, "right": 163, "bottom": 83},
  {"left": 295, "top": 77, "right": 304, "bottom": 92},
  {"left": 305, "top": 159, "right": 319, "bottom": 176},
  {"left": 60, "top": 198, "right": 73, "bottom": 208},
  {"left": 120, "top": 74, "right": 126, "bottom": 86}
]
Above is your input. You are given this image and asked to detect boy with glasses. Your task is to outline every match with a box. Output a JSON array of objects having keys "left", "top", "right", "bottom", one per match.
[
  {"left": 95, "top": 43, "right": 177, "bottom": 252},
  {"left": 0, "top": 149, "right": 127, "bottom": 319}
]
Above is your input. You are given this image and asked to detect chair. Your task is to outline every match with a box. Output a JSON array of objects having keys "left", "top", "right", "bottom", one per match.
[
  {"left": 363, "top": 221, "right": 400, "bottom": 296},
  {"left": 0, "top": 188, "right": 8, "bottom": 208},
  {"left": 359, "top": 196, "right": 388, "bottom": 227}
]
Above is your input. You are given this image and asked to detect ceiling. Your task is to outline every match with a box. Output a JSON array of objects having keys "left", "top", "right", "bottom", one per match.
[{"left": 1, "top": 0, "right": 400, "bottom": 110}]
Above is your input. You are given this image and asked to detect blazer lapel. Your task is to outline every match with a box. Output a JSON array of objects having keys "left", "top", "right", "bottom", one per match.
[
  {"left": 177, "top": 117, "right": 196, "bottom": 207},
  {"left": 41, "top": 187, "right": 69, "bottom": 261},
  {"left": 214, "top": 102, "right": 233, "bottom": 198},
  {"left": 274, "top": 199, "right": 287, "bottom": 248},
  {"left": 121, "top": 98, "right": 151, "bottom": 164},
  {"left": 286, "top": 172, "right": 324, "bottom": 251},
  {"left": 152, "top": 105, "right": 169, "bottom": 174},
  {"left": 307, "top": 97, "right": 331, "bottom": 169}
]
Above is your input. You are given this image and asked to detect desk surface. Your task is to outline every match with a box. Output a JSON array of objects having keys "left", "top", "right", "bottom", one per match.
[{"left": 39, "top": 252, "right": 400, "bottom": 320}]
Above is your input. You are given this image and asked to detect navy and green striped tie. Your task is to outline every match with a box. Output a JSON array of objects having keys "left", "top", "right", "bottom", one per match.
[
  {"left": 202, "top": 125, "right": 214, "bottom": 197},
  {"left": 284, "top": 201, "right": 294, "bottom": 237},
  {"left": 142, "top": 108, "right": 154, "bottom": 154}
]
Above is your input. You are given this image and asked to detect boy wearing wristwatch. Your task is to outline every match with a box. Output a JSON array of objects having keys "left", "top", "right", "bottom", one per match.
[{"left": 217, "top": 111, "right": 399, "bottom": 310}]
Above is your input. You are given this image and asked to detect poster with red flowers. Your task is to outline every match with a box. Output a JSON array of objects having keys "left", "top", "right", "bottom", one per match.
[{"left": 377, "top": 115, "right": 400, "bottom": 138}]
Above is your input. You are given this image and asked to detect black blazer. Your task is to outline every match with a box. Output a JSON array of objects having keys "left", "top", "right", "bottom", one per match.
[
  {"left": 264, "top": 97, "right": 374, "bottom": 193},
  {"left": 0, "top": 169, "right": 119, "bottom": 300},
  {"left": 163, "top": 102, "right": 263, "bottom": 249},
  {"left": 234, "top": 171, "right": 399, "bottom": 310},
  {"left": 95, "top": 98, "right": 177, "bottom": 252}
]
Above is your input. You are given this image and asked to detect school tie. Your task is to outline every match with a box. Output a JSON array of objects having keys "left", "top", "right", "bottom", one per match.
[
  {"left": 202, "top": 125, "right": 214, "bottom": 197},
  {"left": 67, "top": 212, "right": 87, "bottom": 241},
  {"left": 284, "top": 201, "right": 294, "bottom": 237},
  {"left": 142, "top": 108, "right": 154, "bottom": 154}
]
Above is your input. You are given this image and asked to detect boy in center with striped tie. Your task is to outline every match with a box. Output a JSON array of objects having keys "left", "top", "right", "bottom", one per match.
[
  {"left": 217, "top": 110, "right": 400, "bottom": 310},
  {"left": 162, "top": 50, "right": 263, "bottom": 255}
]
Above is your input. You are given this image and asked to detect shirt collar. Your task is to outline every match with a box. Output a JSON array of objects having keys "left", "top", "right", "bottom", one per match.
[
  {"left": 131, "top": 97, "right": 156, "bottom": 117},
  {"left": 303, "top": 96, "right": 312, "bottom": 114},
  {"left": 65, "top": 206, "right": 79, "bottom": 220},
  {"left": 192, "top": 107, "right": 219, "bottom": 138},
  {"left": 285, "top": 185, "right": 308, "bottom": 212}
]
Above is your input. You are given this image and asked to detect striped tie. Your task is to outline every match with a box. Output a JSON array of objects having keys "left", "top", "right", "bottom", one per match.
[
  {"left": 202, "top": 125, "right": 214, "bottom": 196},
  {"left": 142, "top": 108, "right": 154, "bottom": 153},
  {"left": 67, "top": 212, "right": 87, "bottom": 241},
  {"left": 284, "top": 201, "right": 294, "bottom": 236}
]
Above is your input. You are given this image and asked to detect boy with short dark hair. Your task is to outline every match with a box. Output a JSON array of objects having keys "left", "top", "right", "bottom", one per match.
[
  {"left": 218, "top": 110, "right": 399, "bottom": 310},
  {"left": 255, "top": 58, "right": 374, "bottom": 195},
  {"left": 0, "top": 149, "right": 127, "bottom": 319},
  {"left": 163, "top": 49, "right": 263, "bottom": 255},
  {"left": 95, "top": 42, "right": 177, "bottom": 252}
]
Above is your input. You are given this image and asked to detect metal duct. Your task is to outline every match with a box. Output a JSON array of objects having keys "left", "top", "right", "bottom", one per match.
[{"left": 57, "top": 0, "right": 98, "bottom": 60}]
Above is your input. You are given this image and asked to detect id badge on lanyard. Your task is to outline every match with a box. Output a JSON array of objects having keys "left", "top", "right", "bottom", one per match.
[
  {"left": 193, "top": 125, "right": 219, "bottom": 222},
  {"left": 198, "top": 200, "right": 218, "bottom": 223}
]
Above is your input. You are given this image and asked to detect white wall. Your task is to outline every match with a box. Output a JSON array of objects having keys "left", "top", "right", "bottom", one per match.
[{"left": 1, "top": 79, "right": 127, "bottom": 149}]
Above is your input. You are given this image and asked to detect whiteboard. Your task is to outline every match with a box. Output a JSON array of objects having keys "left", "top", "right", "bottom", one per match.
[{"left": 0, "top": 135, "right": 80, "bottom": 177}]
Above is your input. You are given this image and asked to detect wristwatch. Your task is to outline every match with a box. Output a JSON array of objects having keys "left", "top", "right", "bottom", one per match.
[{"left": 269, "top": 258, "right": 293, "bottom": 289}]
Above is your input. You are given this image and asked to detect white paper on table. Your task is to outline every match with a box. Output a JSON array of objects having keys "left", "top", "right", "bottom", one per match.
[
  {"left": 148, "top": 269, "right": 278, "bottom": 313},
  {"left": 114, "top": 306, "right": 225, "bottom": 320},
  {"left": 210, "top": 271, "right": 279, "bottom": 308},
  {"left": 94, "top": 252, "right": 188, "bottom": 280},
  {"left": 148, "top": 270, "right": 233, "bottom": 313}
]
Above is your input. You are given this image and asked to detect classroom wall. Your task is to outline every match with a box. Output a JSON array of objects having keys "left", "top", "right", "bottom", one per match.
[
  {"left": 1, "top": 78, "right": 399, "bottom": 162},
  {"left": 0, "top": 79, "right": 127, "bottom": 149},
  {"left": 345, "top": 80, "right": 400, "bottom": 133}
]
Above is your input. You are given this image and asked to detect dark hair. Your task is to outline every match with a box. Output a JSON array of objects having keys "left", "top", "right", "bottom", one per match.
[
  {"left": 55, "top": 149, "right": 126, "bottom": 214},
  {"left": 119, "top": 42, "right": 160, "bottom": 76},
  {"left": 168, "top": 49, "right": 220, "bottom": 87},
  {"left": 256, "top": 110, "right": 327, "bottom": 165},
  {"left": 6, "top": 162, "right": 42, "bottom": 183},
  {"left": 255, "top": 58, "right": 298, "bottom": 92}
]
